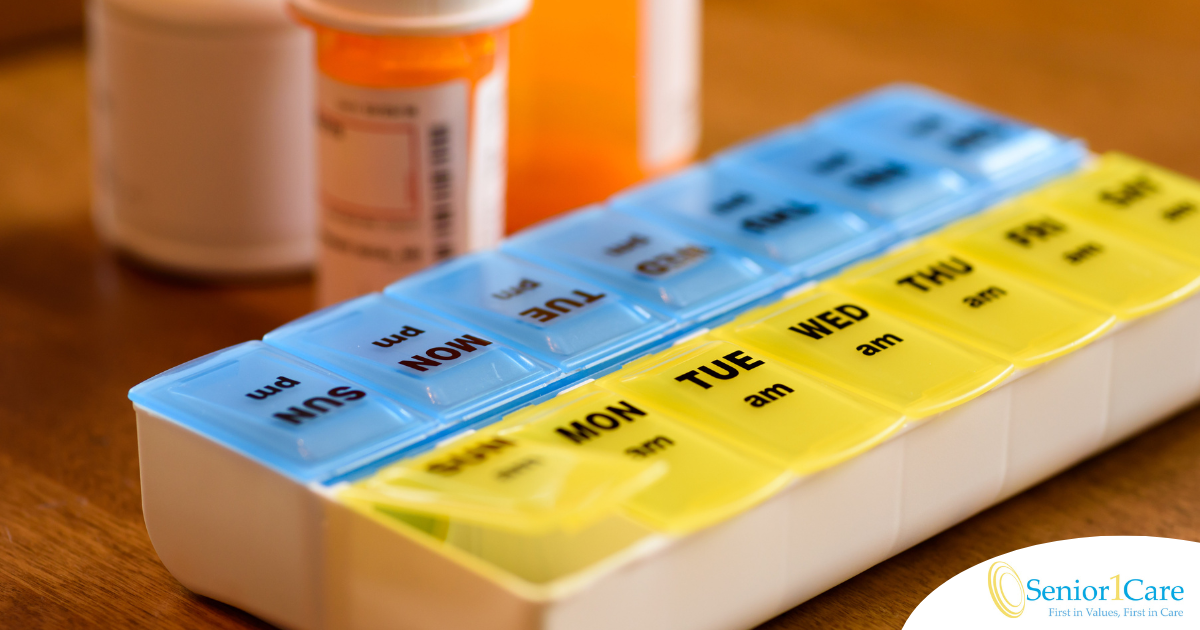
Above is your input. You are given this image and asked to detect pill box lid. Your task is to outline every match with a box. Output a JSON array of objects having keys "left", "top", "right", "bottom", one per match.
[
  {"left": 264, "top": 293, "right": 565, "bottom": 421},
  {"left": 610, "top": 165, "right": 898, "bottom": 280},
  {"left": 498, "top": 383, "right": 796, "bottom": 534},
  {"left": 831, "top": 243, "right": 1117, "bottom": 368},
  {"left": 129, "top": 341, "right": 438, "bottom": 483},
  {"left": 715, "top": 288, "right": 1015, "bottom": 418},
  {"left": 340, "top": 428, "right": 667, "bottom": 534},
  {"left": 714, "top": 127, "right": 985, "bottom": 236},
  {"left": 933, "top": 203, "right": 1200, "bottom": 319},
  {"left": 810, "top": 83, "right": 1087, "bottom": 195},
  {"left": 1030, "top": 152, "right": 1200, "bottom": 267},
  {"left": 503, "top": 205, "right": 784, "bottom": 323},
  {"left": 384, "top": 251, "right": 676, "bottom": 373}
]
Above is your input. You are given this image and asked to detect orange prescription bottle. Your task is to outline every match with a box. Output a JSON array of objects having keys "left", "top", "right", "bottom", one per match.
[
  {"left": 506, "top": 0, "right": 701, "bottom": 233},
  {"left": 289, "top": 0, "right": 530, "bottom": 306}
]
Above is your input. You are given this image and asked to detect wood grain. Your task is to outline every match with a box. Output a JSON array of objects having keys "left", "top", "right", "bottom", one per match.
[{"left": 2, "top": 1, "right": 1200, "bottom": 627}]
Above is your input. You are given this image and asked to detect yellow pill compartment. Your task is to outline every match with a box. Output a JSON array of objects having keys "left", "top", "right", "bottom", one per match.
[
  {"left": 833, "top": 244, "right": 1115, "bottom": 367},
  {"left": 712, "top": 288, "right": 1013, "bottom": 418},
  {"left": 934, "top": 203, "right": 1200, "bottom": 319},
  {"left": 1035, "top": 152, "right": 1200, "bottom": 265},
  {"left": 499, "top": 384, "right": 792, "bottom": 534},
  {"left": 602, "top": 337, "right": 905, "bottom": 474},
  {"left": 338, "top": 430, "right": 663, "bottom": 583}
]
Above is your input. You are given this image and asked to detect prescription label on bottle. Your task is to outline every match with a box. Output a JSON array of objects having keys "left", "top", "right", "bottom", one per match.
[
  {"left": 935, "top": 204, "right": 1200, "bottom": 319},
  {"left": 317, "top": 66, "right": 508, "bottom": 306},
  {"left": 713, "top": 289, "right": 1012, "bottom": 418},
  {"left": 602, "top": 338, "right": 904, "bottom": 473},
  {"left": 499, "top": 384, "right": 790, "bottom": 533},
  {"left": 339, "top": 431, "right": 664, "bottom": 534},
  {"left": 1034, "top": 153, "right": 1200, "bottom": 265},
  {"left": 833, "top": 245, "right": 1114, "bottom": 367}
]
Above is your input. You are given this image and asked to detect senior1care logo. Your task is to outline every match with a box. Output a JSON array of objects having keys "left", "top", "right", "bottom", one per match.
[{"left": 905, "top": 537, "right": 1198, "bottom": 629}]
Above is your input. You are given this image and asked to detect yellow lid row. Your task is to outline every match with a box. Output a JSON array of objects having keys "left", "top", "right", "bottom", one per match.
[
  {"left": 338, "top": 153, "right": 1200, "bottom": 566},
  {"left": 1030, "top": 153, "right": 1200, "bottom": 267}
]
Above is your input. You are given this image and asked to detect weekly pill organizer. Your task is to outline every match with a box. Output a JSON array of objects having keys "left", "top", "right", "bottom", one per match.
[{"left": 130, "top": 85, "right": 1200, "bottom": 630}]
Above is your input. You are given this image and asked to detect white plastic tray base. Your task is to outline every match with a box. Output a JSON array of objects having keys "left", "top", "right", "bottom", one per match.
[{"left": 136, "top": 295, "right": 1200, "bottom": 630}]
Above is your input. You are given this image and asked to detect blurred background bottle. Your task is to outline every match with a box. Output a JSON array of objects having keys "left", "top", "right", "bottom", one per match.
[
  {"left": 88, "top": 0, "right": 316, "bottom": 277},
  {"left": 290, "top": 0, "right": 528, "bottom": 306},
  {"left": 506, "top": 0, "right": 701, "bottom": 234},
  {"left": 86, "top": 0, "right": 696, "bottom": 291}
]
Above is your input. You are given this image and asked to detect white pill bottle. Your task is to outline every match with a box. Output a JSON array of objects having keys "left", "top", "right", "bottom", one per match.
[{"left": 88, "top": 0, "right": 316, "bottom": 276}]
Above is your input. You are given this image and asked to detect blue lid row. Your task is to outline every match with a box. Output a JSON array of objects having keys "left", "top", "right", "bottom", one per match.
[{"left": 129, "top": 84, "right": 1087, "bottom": 484}]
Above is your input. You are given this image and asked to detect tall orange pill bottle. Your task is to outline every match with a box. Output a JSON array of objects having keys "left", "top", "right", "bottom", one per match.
[
  {"left": 290, "top": 0, "right": 529, "bottom": 305},
  {"left": 506, "top": 0, "right": 701, "bottom": 233}
]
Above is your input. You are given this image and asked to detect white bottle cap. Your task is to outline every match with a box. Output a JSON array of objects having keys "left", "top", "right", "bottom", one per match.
[
  {"left": 103, "top": 0, "right": 293, "bottom": 30},
  {"left": 289, "top": 0, "right": 530, "bottom": 36}
]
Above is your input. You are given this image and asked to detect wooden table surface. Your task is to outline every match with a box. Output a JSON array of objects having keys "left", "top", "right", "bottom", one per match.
[{"left": 3, "top": 0, "right": 1200, "bottom": 627}]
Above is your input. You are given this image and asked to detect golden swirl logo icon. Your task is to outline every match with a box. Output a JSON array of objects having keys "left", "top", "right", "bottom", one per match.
[{"left": 988, "top": 561, "right": 1025, "bottom": 618}]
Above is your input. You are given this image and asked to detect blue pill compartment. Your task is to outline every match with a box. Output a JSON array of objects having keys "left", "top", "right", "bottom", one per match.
[
  {"left": 610, "top": 165, "right": 895, "bottom": 282},
  {"left": 128, "top": 342, "right": 438, "bottom": 483},
  {"left": 503, "top": 206, "right": 784, "bottom": 323},
  {"left": 263, "top": 295, "right": 562, "bottom": 422},
  {"left": 384, "top": 252, "right": 675, "bottom": 373},
  {"left": 810, "top": 84, "right": 1087, "bottom": 196},
  {"left": 715, "top": 127, "right": 987, "bottom": 236}
]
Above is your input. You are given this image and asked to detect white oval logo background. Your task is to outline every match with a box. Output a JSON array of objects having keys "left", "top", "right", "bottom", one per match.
[{"left": 906, "top": 537, "right": 1199, "bottom": 629}]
